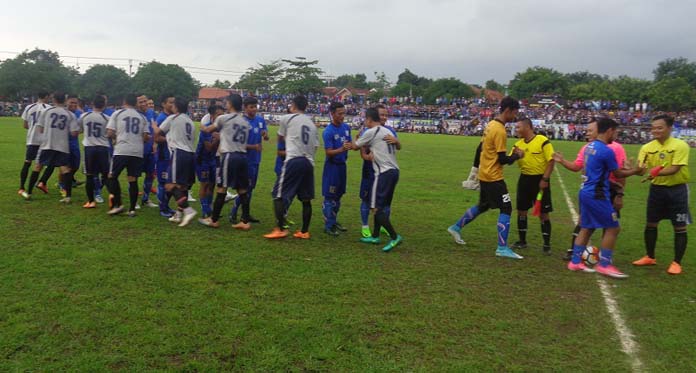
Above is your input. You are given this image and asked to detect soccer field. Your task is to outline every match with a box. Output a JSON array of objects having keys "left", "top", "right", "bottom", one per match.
[{"left": 1, "top": 116, "right": 694, "bottom": 371}]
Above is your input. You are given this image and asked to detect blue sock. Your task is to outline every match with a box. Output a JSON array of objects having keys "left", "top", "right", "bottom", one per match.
[
  {"left": 360, "top": 200, "right": 370, "bottom": 226},
  {"left": 456, "top": 205, "right": 480, "bottom": 228},
  {"left": 571, "top": 244, "right": 585, "bottom": 265},
  {"left": 497, "top": 213, "right": 511, "bottom": 247},
  {"left": 157, "top": 183, "right": 167, "bottom": 211},
  {"left": 333, "top": 198, "right": 341, "bottom": 219},
  {"left": 231, "top": 197, "right": 240, "bottom": 217},
  {"left": 201, "top": 195, "right": 212, "bottom": 216},
  {"left": 323, "top": 198, "right": 337, "bottom": 230},
  {"left": 599, "top": 248, "right": 613, "bottom": 267},
  {"left": 94, "top": 177, "right": 102, "bottom": 196},
  {"left": 142, "top": 176, "right": 153, "bottom": 202}
]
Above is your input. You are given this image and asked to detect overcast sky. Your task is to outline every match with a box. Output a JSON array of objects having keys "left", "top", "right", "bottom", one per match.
[{"left": 2, "top": 0, "right": 696, "bottom": 86}]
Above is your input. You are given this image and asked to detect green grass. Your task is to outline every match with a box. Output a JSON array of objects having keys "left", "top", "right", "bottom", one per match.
[{"left": 1, "top": 116, "right": 694, "bottom": 371}]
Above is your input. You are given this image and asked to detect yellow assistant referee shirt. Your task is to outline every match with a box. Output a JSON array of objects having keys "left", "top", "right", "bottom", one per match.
[
  {"left": 638, "top": 137, "right": 690, "bottom": 186},
  {"left": 513, "top": 135, "right": 554, "bottom": 176},
  {"left": 479, "top": 119, "right": 508, "bottom": 182}
]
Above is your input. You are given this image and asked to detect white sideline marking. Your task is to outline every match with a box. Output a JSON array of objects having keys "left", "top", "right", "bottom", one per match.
[{"left": 556, "top": 171, "right": 644, "bottom": 372}]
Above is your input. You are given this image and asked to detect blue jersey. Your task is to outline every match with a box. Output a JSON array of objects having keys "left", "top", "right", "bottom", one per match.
[
  {"left": 143, "top": 109, "right": 156, "bottom": 155},
  {"left": 275, "top": 139, "right": 286, "bottom": 176},
  {"left": 359, "top": 126, "right": 396, "bottom": 179},
  {"left": 156, "top": 112, "right": 170, "bottom": 160},
  {"left": 196, "top": 116, "right": 217, "bottom": 163},
  {"left": 103, "top": 108, "right": 115, "bottom": 116},
  {"left": 323, "top": 122, "right": 352, "bottom": 164},
  {"left": 245, "top": 115, "right": 267, "bottom": 164},
  {"left": 69, "top": 109, "right": 83, "bottom": 147},
  {"left": 581, "top": 140, "right": 618, "bottom": 200}
]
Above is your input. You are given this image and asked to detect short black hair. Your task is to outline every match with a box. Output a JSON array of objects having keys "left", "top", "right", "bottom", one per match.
[
  {"left": 53, "top": 91, "right": 66, "bottom": 104},
  {"left": 159, "top": 93, "right": 174, "bottom": 106},
  {"left": 67, "top": 94, "right": 78, "bottom": 100},
  {"left": 227, "top": 94, "right": 243, "bottom": 112},
  {"left": 329, "top": 101, "right": 345, "bottom": 113},
  {"left": 207, "top": 104, "right": 220, "bottom": 115},
  {"left": 518, "top": 118, "right": 533, "bottom": 128},
  {"left": 293, "top": 95, "right": 308, "bottom": 111},
  {"left": 652, "top": 114, "right": 674, "bottom": 127},
  {"left": 376, "top": 103, "right": 387, "bottom": 110},
  {"left": 93, "top": 95, "right": 106, "bottom": 109},
  {"left": 242, "top": 96, "right": 258, "bottom": 107},
  {"left": 37, "top": 91, "right": 49, "bottom": 99},
  {"left": 499, "top": 96, "right": 520, "bottom": 113},
  {"left": 174, "top": 97, "right": 189, "bottom": 114},
  {"left": 124, "top": 93, "right": 137, "bottom": 106},
  {"left": 365, "top": 107, "right": 380, "bottom": 122},
  {"left": 596, "top": 117, "right": 619, "bottom": 134}
]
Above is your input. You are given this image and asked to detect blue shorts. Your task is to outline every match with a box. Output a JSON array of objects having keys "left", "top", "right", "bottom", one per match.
[
  {"left": 370, "top": 169, "right": 399, "bottom": 209},
  {"left": 39, "top": 149, "right": 70, "bottom": 168},
  {"left": 110, "top": 155, "right": 143, "bottom": 178},
  {"left": 322, "top": 162, "right": 347, "bottom": 199},
  {"left": 69, "top": 144, "right": 80, "bottom": 170},
  {"left": 84, "top": 146, "right": 110, "bottom": 175},
  {"left": 579, "top": 192, "right": 619, "bottom": 229},
  {"left": 142, "top": 152, "right": 156, "bottom": 176},
  {"left": 248, "top": 162, "right": 259, "bottom": 190},
  {"left": 196, "top": 158, "right": 217, "bottom": 183},
  {"left": 166, "top": 148, "right": 195, "bottom": 186},
  {"left": 217, "top": 152, "right": 249, "bottom": 190},
  {"left": 273, "top": 157, "right": 314, "bottom": 202}
]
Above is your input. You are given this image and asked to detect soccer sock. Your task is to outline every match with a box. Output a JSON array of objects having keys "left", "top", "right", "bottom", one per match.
[
  {"left": 142, "top": 176, "right": 153, "bottom": 202},
  {"left": 360, "top": 200, "right": 370, "bottom": 226},
  {"left": 334, "top": 198, "right": 341, "bottom": 222},
  {"left": 239, "top": 192, "right": 251, "bottom": 223},
  {"left": 27, "top": 171, "right": 40, "bottom": 194},
  {"left": 384, "top": 205, "right": 391, "bottom": 220},
  {"left": 157, "top": 183, "right": 167, "bottom": 211},
  {"left": 599, "top": 248, "right": 613, "bottom": 267},
  {"left": 674, "top": 231, "right": 687, "bottom": 264},
  {"left": 86, "top": 176, "right": 95, "bottom": 202},
  {"left": 496, "top": 213, "right": 511, "bottom": 247},
  {"left": 64, "top": 173, "right": 73, "bottom": 197},
  {"left": 200, "top": 195, "right": 211, "bottom": 216},
  {"left": 541, "top": 220, "right": 551, "bottom": 246},
  {"left": 40, "top": 166, "right": 54, "bottom": 184},
  {"left": 644, "top": 226, "right": 657, "bottom": 259},
  {"left": 108, "top": 179, "right": 122, "bottom": 207},
  {"left": 20, "top": 162, "right": 31, "bottom": 189},
  {"left": 569, "top": 225, "right": 581, "bottom": 253},
  {"left": 517, "top": 214, "right": 528, "bottom": 243},
  {"left": 372, "top": 212, "right": 382, "bottom": 239},
  {"left": 301, "top": 201, "right": 312, "bottom": 233},
  {"left": 571, "top": 244, "right": 584, "bottom": 265},
  {"left": 95, "top": 176, "right": 103, "bottom": 196},
  {"left": 456, "top": 205, "right": 481, "bottom": 228},
  {"left": 375, "top": 209, "right": 397, "bottom": 240},
  {"left": 273, "top": 198, "right": 286, "bottom": 228},
  {"left": 231, "top": 197, "right": 240, "bottom": 217},
  {"left": 128, "top": 181, "right": 138, "bottom": 211},
  {"left": 322, "top": 198, "right": 336, "bottom": 230},
  {"left": 211, "top": 192, "right": 226, "bottom": 223}
]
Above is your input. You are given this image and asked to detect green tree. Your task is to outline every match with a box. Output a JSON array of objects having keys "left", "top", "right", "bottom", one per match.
[
  {"left": 612, "top": 76, "right": 650, "bottom": 104},
  {"left": 423, "top": 78, "right": 474, "bottom": 104},
  {"left": 78, "top": 64, "right": 132, "bottom": 103},
  {"left": 508, "top": 66, "right": 568, "bottom": 99},
  {"left": 131, "top": 61, "right": 197, "bottom": 101},
  {"left": 277, "top": 57, "right": 323, "bottom": 94},
  {"left": 0, "top": 48, "right": 77, "bottom": 99},
  {"left": 369, "top": 71, "right": 391, "bottom": 90},
  {"left": 647, "top": 77, "right": 696, "bottom": 111},
  {"left": 333, "top": 73, "right": 368, "bottom": 89},
  {"left": 484, "top": 79, "right": 505, "bottom": 93},
  {"left": 390, "top": 82, "right": 426, "bottom": 98},
  {"left": 653, "top": 57, "right": 696, "bottom": 87},
  {"left": 211, "top": 79, "right": 232, "bottom": 89},
  {"left": 565, "top": 71, "right": 607, "bottom": 86},
  {"left": 235, "top": 60, "right": 284, "bottom": 93}
]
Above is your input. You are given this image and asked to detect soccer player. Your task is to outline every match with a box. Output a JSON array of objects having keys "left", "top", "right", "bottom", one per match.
[
  {"left": 632, "top": 115, "right": 691, "bottom": 275},
  {"left": 196, "top": 104, "right": 224, "bottom": 218},
  {"left": 230, "top": 96, "right": 267, "bottom": 223},
  {"left": 65, "top": 95, "right": 83, "bottom": 190},
  {"left": 19, "top": 91, "right": 51, "bottom": 197},
  {"left": 137, "top": 94, "right": 158, "bottom": 209},
  {"left": 322, "top": 102, "right": 353, "bottom": 236},
  {"left": 353, "top": 107, "right": 403, "bottom": 252},
  {"left": 23, "top": 91, "right": 79, "bottom": 202},
  {"left": 264, "top": 95, "right": 319, "bottom": 239},
  {"left": 155, "top": 94, "right": 176, "bottom": 218},
  {"left": 153, "top": 97, "right": 198, "bottom": 227},
  {"left": 198, "top": 94, "right": 254, "bottom": 229},
  {"left": 566, "top": 117, "right": 641, "bottom": 278},
  {"left": 511, "top": 118, "right": 555, "bottom": 255},
  {"left": 447, "top": 97, "right": 525, "bottom": 259},
  {"left": 104, "top": 93, "right": 151, "bottom": 216},
  {"left": 78, "top": 95, "right": 111, "bottom": 208}
]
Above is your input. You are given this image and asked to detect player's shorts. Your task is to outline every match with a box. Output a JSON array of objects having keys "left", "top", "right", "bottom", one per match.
[
  {"left": 25, "top": 145, "right": 40, "bottom": 162},
  {"left": 166, "top": 148, "right": 196, "bottom": 186},
  {"left": 647, "top": 184, "right": 692, "bottom": 226},
  {"left": 609, "top": 184, "right": 622, "bottom": 218},
  {"left": 84, "top": 146, "right": 110, "bottom": 175},
  {"left": 38, "top": 149, "right": 70, "bottom": 168},
  {"left": 478, "top": 180, "right": 512, "bottom": 213},
  {"left": 273, "top": 157, "right": 314, "bottom": 202},
  {"left": 516, "top": 174, "right": 553, "bottom": 213},
  {"left": 196, "top": 158, "right": 217, "bottom": 183},
  {"left": 142, "top": 152, "right": 156, "bottom": 176},
  {"left": 370, "top": 168, "right": 399, "bottom": 209},
  {"left": 248, "top": 162, "right": 259, "bottom": 190},
  {"left": 217, "top": 152, "right": 249, "bottom": 190},
  {"left": 578, "top": 192, "right": 619, "bottom": 229},
  {"left": 110, "top": 155, "right": 144, "bottom": 178},
  {"left": 322, "top": 162, "right": 347, "bottom": 199},
  {"left": 69, "top": 143, "right": 80, "bottom": 170}
]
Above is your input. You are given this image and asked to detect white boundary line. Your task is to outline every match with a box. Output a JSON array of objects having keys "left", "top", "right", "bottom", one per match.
[{"left": 556, "top": 170, "right": 644, "bottom": 372}]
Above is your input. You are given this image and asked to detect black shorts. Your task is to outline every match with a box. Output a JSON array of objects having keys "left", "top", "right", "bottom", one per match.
[
  {"left": 84, "top": 146, "right": 110, "bottom": 175},
  {"left": 166, "top": 148, "right": 195, "bottom": 186},
  {"left": 110, "top": 155, "right": 144, "bottom": 178},
  {"left": 516, "top": 174, "right": 553, "bottom": 213},
  {"left": 647, "top": 184, "right": 692, "bottom": 226},
  {"left": 217, "top": 152, "right": 249, "bottom": 190},
  {"left": 25, "top": 145, "right": 40, "bottom": 162},
  {"left": 479, "top": 180, "right": 512, "bottom": 212},
  {"left": 273, "top": 157, "right": 314, "bottom": 202},
  {"left": 38, "top": 149, "right": 70, "bottom": 168},
  {"left": 370, "top": 169, "right": 399, "bottom": 209},
  {"left": 609, "top": 184, "right": 621, "bottom": 218}
]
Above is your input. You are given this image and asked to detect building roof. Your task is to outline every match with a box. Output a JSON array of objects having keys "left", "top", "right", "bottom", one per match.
[{"left": 198, "top": 87, "right": 236, "bottom": 100}]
